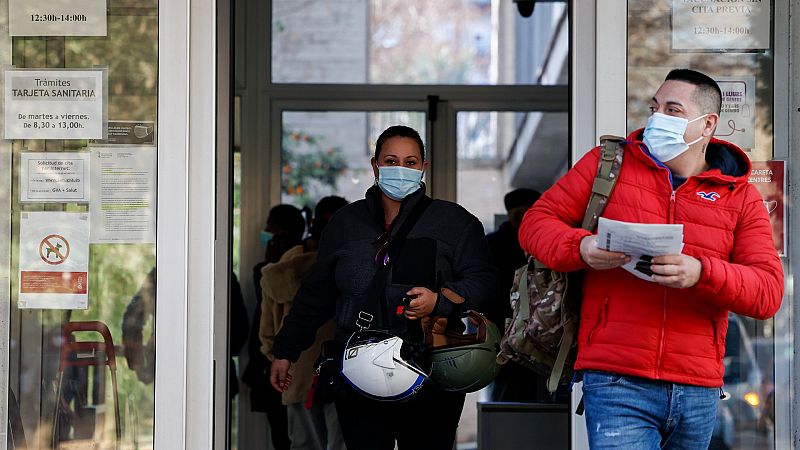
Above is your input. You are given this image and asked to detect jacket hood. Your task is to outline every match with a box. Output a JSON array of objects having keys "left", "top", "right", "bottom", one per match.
[
  {"left": 627, "top": 128, "right": 752, "bottom": 184},
  {"left": 261, "top": 245, "right": 317, "bottom": 304}
]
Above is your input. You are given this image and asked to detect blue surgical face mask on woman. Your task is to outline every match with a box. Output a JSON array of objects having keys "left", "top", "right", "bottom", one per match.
[
  {"left": 377, "top": 166, "right": 423, "bottom": 201},
  {"left": 643, "top": 112, "right": 708, "bottom": 162},
  {"left": 260, "top": 230, "right": 273, "bottom": 246}
]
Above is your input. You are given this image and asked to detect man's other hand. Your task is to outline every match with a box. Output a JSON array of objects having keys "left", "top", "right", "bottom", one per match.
[{"left": 650, "top": 254, "right": 702, "bottom": 288}]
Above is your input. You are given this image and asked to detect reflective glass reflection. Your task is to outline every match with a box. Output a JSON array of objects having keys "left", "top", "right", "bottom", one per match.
[
  {"left": 280, "top": 111, "right": 426, "bottom": 209},
  {"left": 272, "top": 0, "right": 568, "bottom": 85},
  {"left": 456, "top": 111, "right": 568, "bottom": 232}
]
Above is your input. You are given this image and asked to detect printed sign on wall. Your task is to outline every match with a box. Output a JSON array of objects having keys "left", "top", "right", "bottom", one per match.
[
  {"left": 89, "top": 147, "right": 156, "bottom": 243},
  {"left": 714, "top": 76, "right": 756, "bottom": 150},
  {"left": 19, "top": 152, "right": 90, "bottom": 203},
  {"left": 9, "top": 0, "right": 107, "bottom": 37},
  {"left": 749, "top": 160, "right": 785, "bottom": 256},
  {"left": 90, "top": 120, "right": 155, "bottom": 145},
  {"left": 672, "top": 0, "right": 770, "bottom": 51},
  {"left": 18, "top": 211, "right": 90, "bottom": 309},
  {"left": 4, "top": 69, "right": 106, "bottom": 140}
]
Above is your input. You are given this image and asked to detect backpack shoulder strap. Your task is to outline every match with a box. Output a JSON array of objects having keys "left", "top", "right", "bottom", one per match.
[{"left": 581, "top": 135, "right": 625, "bottom": 231}]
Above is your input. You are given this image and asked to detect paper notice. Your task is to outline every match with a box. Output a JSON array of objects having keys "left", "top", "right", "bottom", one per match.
[
  {"left": 20, "top": 152, "right": 90, "bottom": 203},
  {"left": 89, "top": 147, "right": 156, "bottom": 243},
  {"left": 4, "top": 69, "right": 106, "bottom": 140},
  {"left": 9, "top": 0, "right": 107, "bottom": 37}
]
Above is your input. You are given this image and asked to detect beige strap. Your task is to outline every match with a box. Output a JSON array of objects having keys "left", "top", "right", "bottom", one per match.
[
  {"left": 547, "top": 321, "right": 576, "bottom": 393},
  {"left": 580, "top": 138, "right": 624, "bottom": 230}
]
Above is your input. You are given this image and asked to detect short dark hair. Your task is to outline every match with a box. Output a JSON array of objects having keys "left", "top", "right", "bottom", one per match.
[
  {"left": 374, "top": 125, "right": 425, "bottom": 161},
  {"left": 310, "top": 195, "right": 348, "bottom": 239},
  {"left": 665, "top": 69, "right": 722, "bottom": 115},
  {"left": 314, "top": 195, "right": 348, "bottom": 219},
  {"left": 267, "top": 204, "right": 306, "bottom": 241},
  {"left": 503, "top": 188, "right": 541, "bottom": 211}
]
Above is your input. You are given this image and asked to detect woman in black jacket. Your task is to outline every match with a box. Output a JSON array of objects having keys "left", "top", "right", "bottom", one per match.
[{"left": 270, "top": 125, "right": 496, "bottom": 450}]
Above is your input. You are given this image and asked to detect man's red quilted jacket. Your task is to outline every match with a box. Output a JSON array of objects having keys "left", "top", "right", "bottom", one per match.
[{"left": 519, "top": 129, "right": 783, "bottom": 387}]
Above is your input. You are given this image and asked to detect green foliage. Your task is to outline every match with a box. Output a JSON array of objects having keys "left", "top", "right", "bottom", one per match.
[{"left": 281, "top": 130, "right": 348, "bottom": 207}]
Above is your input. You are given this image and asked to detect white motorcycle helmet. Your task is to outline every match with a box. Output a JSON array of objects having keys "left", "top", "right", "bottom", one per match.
[{"left": 341, "top": 330, "right": 428, "bottom": 401}]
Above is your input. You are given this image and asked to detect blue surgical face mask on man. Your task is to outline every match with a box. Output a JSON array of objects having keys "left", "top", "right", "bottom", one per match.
[
  {"left": 260, "top": 230, "right": 273, "bottom": 247},
  {"left": 377, "top": 166, "right": 423, "bottom": 201},
  {"left": 643, "top": 112, "right": 708, "bottom": 162}
]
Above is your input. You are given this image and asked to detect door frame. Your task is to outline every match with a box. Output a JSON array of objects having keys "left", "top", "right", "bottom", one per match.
[{"left": 156, "top": 0, "right": 227, "bottom": 448}]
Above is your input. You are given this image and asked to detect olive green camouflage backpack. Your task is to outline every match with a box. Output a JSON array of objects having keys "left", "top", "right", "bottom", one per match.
[{"left": 496, "top": 135, "right": 624, "bottom": 394}]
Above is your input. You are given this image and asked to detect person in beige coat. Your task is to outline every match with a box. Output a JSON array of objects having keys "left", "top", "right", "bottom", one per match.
[{"left": 260, "top": 196, "right": 348, "bottom": 450}]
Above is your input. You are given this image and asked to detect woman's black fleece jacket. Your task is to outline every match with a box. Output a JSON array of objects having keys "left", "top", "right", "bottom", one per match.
[{"left": 272, "top": 185, "right": 498, "bottom": 362}]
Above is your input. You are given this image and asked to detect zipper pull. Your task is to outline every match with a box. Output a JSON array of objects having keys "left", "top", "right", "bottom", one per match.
[{"left": 670, "top": 191, "right": 676, "bottom": 203}]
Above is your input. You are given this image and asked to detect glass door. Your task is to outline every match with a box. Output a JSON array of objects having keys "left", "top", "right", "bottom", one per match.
[
  {"left": 239, "top": 103, "right": 571, "bottom": 449},
  {"left": 1, "top": 1, "right": 159, "bottom": 449},
  {"left": 452, "top": 109, "right": 570, "bottom": 447},
  {"left": 235, "top": 0, "right": 571, "bottom": 447}
]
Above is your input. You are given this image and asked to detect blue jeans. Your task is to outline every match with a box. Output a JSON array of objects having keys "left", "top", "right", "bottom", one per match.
[{"left": 582, "top": 371, "right": 719, "bottom": 449}]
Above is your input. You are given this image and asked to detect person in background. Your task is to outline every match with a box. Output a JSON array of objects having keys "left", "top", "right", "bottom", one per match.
[
  {"left": 519, "top": 68, "right": 783, "bottom": 449},
  {"left": 484, "top": 188, "right": 540, "bottom": 330},
  {"left": 242, "top": 204, "right": 306, "bottom": 450},
  {"left": 260, "top": 196, "right": 348, "bottom": 450},
  {"left": 485, "top": 188, "right": 552, "bottom": 403},
  {"left": 269, "top": 125, "right": 497, "bottom": 450}
]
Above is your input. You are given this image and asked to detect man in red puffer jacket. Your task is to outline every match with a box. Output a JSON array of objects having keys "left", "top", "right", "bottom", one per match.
[{"left": 519, "top": 68, "right": 783, "bottom": 449}]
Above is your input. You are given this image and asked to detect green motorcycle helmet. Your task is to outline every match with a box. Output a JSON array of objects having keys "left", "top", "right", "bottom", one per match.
[{"left": 428, "top": 310, "right": 501, "bottom": 393}]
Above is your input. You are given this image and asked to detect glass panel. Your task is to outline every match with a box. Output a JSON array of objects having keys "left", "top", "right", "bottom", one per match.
[
  {"left": 456, "top": 111, "right": 569, "bottom": 232},
  {"left": 627, "top": 2, "right": 776, "bottom": 449},
  {"left": 233, "top": 96, "right": 241, "bottom": 277},
  {"left": 231, "top": 95, "right": 241, "bottom": 450},
  {"left": 627, "top": 0, "right": 774, "bottom": 160},
  {"left": 280, "top": 111, "right": 426, "bottom": 209},
  {"left": 271, "top": 0, "right": 569, "bottom": 85},
  {"left": 455, "top": 110, "right": 569, "bottom": 447},
  {"left": 2, "top": 2, "right": 159, "bottom": 449}
]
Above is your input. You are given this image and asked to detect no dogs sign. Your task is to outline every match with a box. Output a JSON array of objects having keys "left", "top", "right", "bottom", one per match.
[{"left": 18, "top": 211, "right": 89, "bottom": 309}]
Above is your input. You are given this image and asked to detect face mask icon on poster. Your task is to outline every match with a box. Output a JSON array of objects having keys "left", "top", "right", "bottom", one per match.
[
  {"left": 377, "top": 166, "right": 423, "bottom": 201},
  {"left": 134, "top": 124, "right": 154, "bottom": 139},
  {"left": 643, "top": 112, "right": 707, "bottom": 162}
]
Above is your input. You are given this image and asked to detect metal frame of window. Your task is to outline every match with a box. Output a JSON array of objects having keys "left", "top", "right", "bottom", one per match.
[
  {"left": 0, "top": 0, "right": 11, "bottom": 447},
  {"left": 156, "top": 0, "right": 224, "bottom": 448},
  {"left": 787, "top": 1, "right": 799, "bottom": 448}
]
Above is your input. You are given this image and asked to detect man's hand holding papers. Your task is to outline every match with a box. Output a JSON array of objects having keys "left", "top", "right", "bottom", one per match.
[
  {"left": 594, "top": 218, "right": 700, "bottom": 286},
  {"left": 580, "top": 235, "right": 630, "bottom": 270}
]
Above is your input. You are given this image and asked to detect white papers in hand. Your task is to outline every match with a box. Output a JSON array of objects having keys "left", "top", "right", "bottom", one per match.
[{"left": 596, "top": 217, "right": 685, "bottom": 281}]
